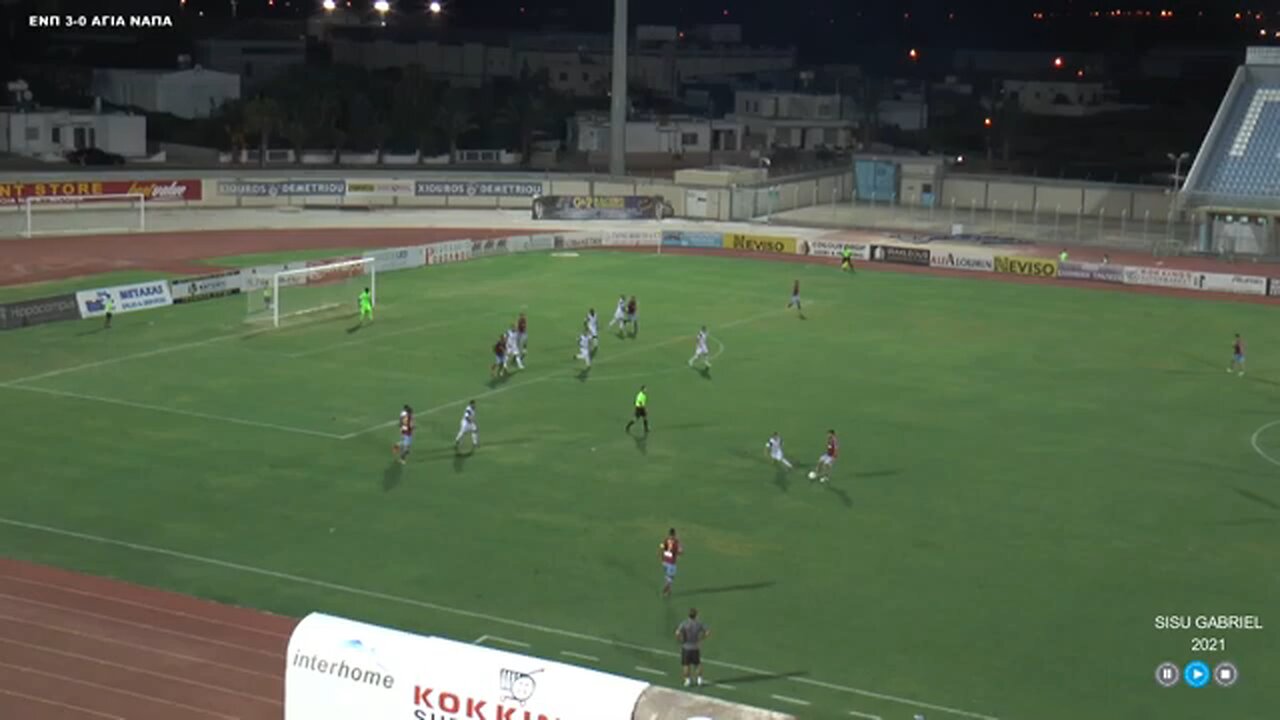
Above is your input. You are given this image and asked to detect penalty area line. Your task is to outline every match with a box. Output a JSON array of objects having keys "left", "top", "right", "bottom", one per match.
[{"left": 0, "top": 517, "right": 1001, "bottom": 720}]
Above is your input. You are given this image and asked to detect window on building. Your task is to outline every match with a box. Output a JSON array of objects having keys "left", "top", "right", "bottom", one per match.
[
  {"left": 582, "top": 72, "right": 589, "bottom": 82},
  {"left": 559, "top": 72, "right": 568, "bottom": 81},
  {"left": 681, "top": 132, "right": 699, "bottom": 145},
  {"left": 25, "top": 126, "right": 39, "bottom": 142},
  {"left": 51, "top": 127, "right": 61, "bottom": 144}
]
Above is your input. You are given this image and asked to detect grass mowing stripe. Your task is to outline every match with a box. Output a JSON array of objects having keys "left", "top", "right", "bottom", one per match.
[{"left": 0, "top": 517, "right": 1000, "bottom": 720}]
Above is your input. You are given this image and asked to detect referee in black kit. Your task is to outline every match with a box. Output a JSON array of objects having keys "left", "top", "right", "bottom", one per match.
[{"left": 676, "top": 607, "right": 710, "bottom": 687}]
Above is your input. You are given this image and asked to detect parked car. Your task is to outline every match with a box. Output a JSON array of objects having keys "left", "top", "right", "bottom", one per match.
[{"left": 66, "top": 148, "right": 125, "bottom": 166}]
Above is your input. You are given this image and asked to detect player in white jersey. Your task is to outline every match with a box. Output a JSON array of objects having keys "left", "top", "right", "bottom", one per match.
[
  {"left": 765, "top": 431, "right": 792, "bottom": 468},
  {"left": 586, "top": 309, "right": 600, "bottom": 350},
  {"left": 608, "top": 295, "right": 627, "bottom": 330},
  {"left": 575, "top": 330, "right": 593, "bottom": 368},
  {"left": 454, "top": 400, "right": 479, "bottom": 450},
  {"left": 505, "top": 325, "right": 525, "bottom": 370},
  {"left": 688, "top": 326, "right": 711, "bottom": 368}
]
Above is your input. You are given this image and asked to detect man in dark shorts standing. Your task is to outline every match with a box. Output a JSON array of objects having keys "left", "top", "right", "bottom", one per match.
[
  {"left": 675, "top": 607, "right": 710, "bottom": 687},
  {"left": 625, "top": 385, "right": 649, "bottom": 434}
]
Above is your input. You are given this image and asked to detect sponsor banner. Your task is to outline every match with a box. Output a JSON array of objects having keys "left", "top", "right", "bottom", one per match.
[
  {"left": 1269, "top": 279, "right": 1280, "bottom": 297},
  {"left": 216, "top": 180, "right": 346, "bottom": 197},
  {"left": 0, "top": 179, "right": 201, "bottom": 205},
  {"left": 603, "top": 230, "right": 661, "bottom": 247},
  {"left": 1193, "top": 272, "right": 1267, "bottom": 296},
  {"left": 929, "top": 249, "right": 994, "bottom": 272},
  {"left": 800, "top": 239, "right": 869, "bottom": 260},
  {"left": 363, "top": 246, "right": 427, "bottom": 273},
  {"left": 870, "top": 244, "right": 931, "bottom": 267},
  {"left": 415, "top": 180, "right": 544, "bottom": 197},
  {"left": 1122, "top": 266, "right": 1194, "bottom": 290},
  {"left": 724, "top": 233, "right": 798, "bottom": 255},
  {"left": 554, "top": 233, "right": 605, "bottom": 250},
  {"left": 242, "top": 260, "right": 311, "bottom": 290},
  {"left": 528, "top": 234, "right": 558, "bottom": 251},
  {"left": 662, "top": 231, "right": 724, "bottom": 249},
  {"left": 76, "top": 280, "right": 173, "bottom": 318},
  {"left": 344, "top": 179, "right": 414, "bottom": 197},
  {"left": 0, "top": 293, "right": 80, "bottom": 331},
  {"left": 994, "top": 255, "right": 1058, "bottom": 278},
  {"left": 470, "top": 236, "right": 512, "bottom": 258},
  {"left": 532, "top": 195, "right": 669, "bottom": 220},
  {"left": 426, "top": 239, "right": 472, "bottom": 266},
  {"left": 170, "top": 270, "right": 245, "bottom": 303},
  {"left": 285, "top": 613, "right": 649, "bottom": 720},
  {"left": 1057, "top": 261, "right": 1126, "bottom": 284}
]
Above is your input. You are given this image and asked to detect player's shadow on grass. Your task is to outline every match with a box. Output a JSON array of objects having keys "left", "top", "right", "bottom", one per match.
[
  {"left": 1234, "top": 487, "right": 1280, "bottom": 511},
  {"left": 773, "top": 466, "right": 791, "bottom": 493},
  {"left": 821, "top": 481, "right": 854, "bottom": 508},
  {"left": 711, "top": 670, "right": 808, "bottom": 686},
  {"left": 346, "top": 323, "right": 364, "bottom": 335},
  {"left": 453, "top": 448, "right": 474, "bottom": 473},
  {"left": 693, "top": 365, "right": 711, "bottom": 380},
  {"left": 382, "top": 461, "right": 404, "bottom": 492},
  {"left": 487, "top": 373, "right": 513, "bottom": 389},
  {"left": 576, "top": 367, "right": 591, "bottom": 382},
  {"left": 680, "top": 580, "right": 776, "bottom": 597},
  {"left": 632, "top": 434, "right": 648, "bottom": 455}
]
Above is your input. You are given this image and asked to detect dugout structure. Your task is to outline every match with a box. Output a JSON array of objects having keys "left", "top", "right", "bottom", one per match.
[{"left": 1179, "top": 46, "right": 1280, "bottom": 256}]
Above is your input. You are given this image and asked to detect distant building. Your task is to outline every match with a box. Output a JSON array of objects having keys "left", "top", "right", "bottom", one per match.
[
  {"left": 570, "top": 112, "right": 745, "bottom": 158},
  {"left": 954, "top": 49, "right": 1107, "bottom": 77},
  {"left": 195, "top": 22, "right": 307, "bottom": 90},
  {"left": 732, "top": 90, "right": 858, "bottom": 150},
  {"left": 1000, "top": 79, "right": 1141, "bottom": 116},
  {"left": 92, "top": 67, "right": 240, "bottom": 119},
  {"left": 0, "top": 106, "right": 146, "bottom": 158}
]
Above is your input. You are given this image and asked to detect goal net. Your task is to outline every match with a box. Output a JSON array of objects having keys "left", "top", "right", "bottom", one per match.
[
  {"left": 245, "top": 257, "right": 376, "bottom": 328},
  {"left": 8, "top": 194, "right": 147, "bottom": 238}
]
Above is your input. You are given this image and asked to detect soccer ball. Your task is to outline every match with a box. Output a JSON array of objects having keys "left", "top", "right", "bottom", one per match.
[{"left": 808, "top": 471, "right": 818, "bottom": 480}]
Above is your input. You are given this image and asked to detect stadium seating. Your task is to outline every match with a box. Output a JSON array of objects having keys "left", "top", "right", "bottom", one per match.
[{"left": 1183, "top": 62, "right": 1280, "bottom": 203}]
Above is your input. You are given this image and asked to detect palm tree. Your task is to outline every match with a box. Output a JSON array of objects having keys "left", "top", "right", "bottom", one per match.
[
  {"left": 433, "top": 87, "right": 476, "bottom": 161},
  {"left": 242, "top": 97, "right": 283, "bottom": 167},
  {"left": 218, "top": 99, "right": 248, "bottom": 162}
]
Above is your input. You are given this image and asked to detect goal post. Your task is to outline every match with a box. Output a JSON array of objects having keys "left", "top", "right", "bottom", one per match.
[
  {"left": 19, "top": 193, "right": 146, "bottom": 238},
  {"left": 246, "top": 257, "right": 376, "bottom": 328}
]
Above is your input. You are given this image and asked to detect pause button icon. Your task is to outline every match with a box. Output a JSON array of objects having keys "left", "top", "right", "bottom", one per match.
[{"left": 1156, "top": 662, "right": 1180, "bottom": 687}]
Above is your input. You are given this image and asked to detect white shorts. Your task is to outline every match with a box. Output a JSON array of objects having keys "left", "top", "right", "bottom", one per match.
[
  {"left": 818, "top": 453, "right": 835, "bottom": 466},
  {"left": 459, "top": 421, "right": 477, "bottom": 434},
  {"left": 577, "top": 348, "right": 591, "bottom": 360},
  {"left": 695, "top": 344, "right": 708, "bottom": 355},
  {"left": 770, "top": 449, "right": 785, "bottom": 462},
  {"left": 506, "top": 345, "right": 520, "bottom": 357}
]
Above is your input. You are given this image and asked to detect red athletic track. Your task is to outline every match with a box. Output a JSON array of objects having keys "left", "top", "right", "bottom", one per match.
[{"left": 0, "top": 557, "right": 296, "bottom": 720}]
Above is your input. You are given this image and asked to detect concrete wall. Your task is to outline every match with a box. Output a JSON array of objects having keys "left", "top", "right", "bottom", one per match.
[{"left": 941, "top": 173, "right": 1177, "bottom": 220}]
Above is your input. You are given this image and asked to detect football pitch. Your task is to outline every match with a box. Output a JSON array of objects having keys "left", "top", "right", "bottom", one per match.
[{"left": 0, "top": 250, "right": 1277, "bottom": 720}]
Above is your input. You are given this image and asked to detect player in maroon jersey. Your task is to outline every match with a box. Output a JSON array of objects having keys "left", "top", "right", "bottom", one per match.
[
  {"left": 625, "top": 296, "right": 638, "bottom": 335},
  {"left": 811, "top": 429, "right": 838, "bottom": 483},
  {"left": 392, "top": 405, "right": 414, "bottom": 464},
  {"left": 516, "top": 312, "right": 528, "bottom": 353},
  {"left": 491, "top": 335, "right": 507, "bottom": 378},
  {"left": 659, "top": 528, "right": 683, "bottom": 597},
  {"left": 1230, "top": 333, "right": 1246, "bottom": 376},
  {"left": 787, "top": 279, "right": 803, "bottom": 317}
]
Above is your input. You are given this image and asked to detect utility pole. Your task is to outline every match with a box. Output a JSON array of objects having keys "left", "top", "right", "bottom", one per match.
[{"left": 609, "top": 0, "right": 628, "bottom": 176}]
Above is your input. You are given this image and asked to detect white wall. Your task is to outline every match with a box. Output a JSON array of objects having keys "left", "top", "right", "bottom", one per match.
[{"left": 0, "top": 111, "right": 146, "bottom": 157}]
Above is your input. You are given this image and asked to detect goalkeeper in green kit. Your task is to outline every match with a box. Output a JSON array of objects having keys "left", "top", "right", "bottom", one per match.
[{"left": 358, "top": 287, "right": 373, "bottom": 322}]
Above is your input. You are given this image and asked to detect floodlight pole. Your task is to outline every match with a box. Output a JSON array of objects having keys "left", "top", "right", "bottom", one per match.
[{"left": 609, "top": 0, "right": 628, "bottom": 176}]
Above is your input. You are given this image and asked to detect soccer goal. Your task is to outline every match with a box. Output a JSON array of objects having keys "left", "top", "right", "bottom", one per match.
[
  {"left": 246, "top": 257, "right": 376, "bottom": 328},
  {"left": 18, "top": 193, "right": 146, "bottom": 238}
]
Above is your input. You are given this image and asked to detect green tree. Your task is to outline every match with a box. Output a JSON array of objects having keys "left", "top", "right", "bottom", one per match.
[
  {"left": 495, "top": 68, "right": 554, "bottom": 166},
  {"left": 391, "top": 66, "right": 442, "bottom": 159},
  {"left": 242, "top": 97, "right": 284, "bottom": 167},
  {"left": 433, "top": 87, "right": 476, "bottom": 160}
]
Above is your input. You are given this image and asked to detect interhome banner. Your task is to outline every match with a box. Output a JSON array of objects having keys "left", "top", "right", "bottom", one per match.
[{"left": 531, "top": 195, "right": 671, "bottom": 220}]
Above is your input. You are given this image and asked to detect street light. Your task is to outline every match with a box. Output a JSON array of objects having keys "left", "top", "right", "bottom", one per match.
[
  {"left": 373, "top": 0, "right": 390, "bottom": 14},
  {"left": 1052, "top": 56, "right": 1064, "bottom": 69},
  {"left": 1167, "top": 151, "right": 1190, "bottom": 191},
  {"left": 321, "top": 0, "right": 336, "bottom": 10},
  {"left": 908, "top": 48, "right": 919, "bottom": 61},
  {"left": 428, "top": 1, "right": 442, "bottom": 13}
]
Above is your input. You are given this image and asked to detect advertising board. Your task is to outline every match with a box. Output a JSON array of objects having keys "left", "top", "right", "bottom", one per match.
[
  {"left": 426, "top": 239, "right": 473, "bottom": 266},
  {"left": 363, "top": 246, "right": 428, "bottom": 273},
  {"left": 723, "top": 233, "right": 797, "bottom": 255},
  {"left": 1192, "top": 272, "right": 1267, "bottom": 296},
  {"left": 528, "top": 234, "right": 559, "bottom": 251},
  {"left": 284, "top": 613, "right": 649, "bottom": 720},
  {"left": 415, "top": 180, "right": 544, "bottom": 197},
  {"left": 870, "top": 245, "right": 930, "bottom": 267},
  {"left": 0, "top": 294, "right": 81, "bottom": 330},
  {"left": 554, "top": 234, "right": 604, "bottom": 249},
  {"left": 532, "top": 195, "right": 670, "bottom": 220},
  {"left": 1269, "top": 279, "right": 1280, "bottom": 297},
  {"left": 929, "top": 249, "right": 994, "bottom": 272},
  {"left": 470, "top": 237, "right": 512, "bottom": 258},
  {"left": 603, "top": 230, "right": 662, "bottom": 247},
  {"left": 170, "top": 270, "right": 245, "bottom": 303},
  {"left": 662, "top": 231, "right": 724, "bottom": 249},
  {"left": 800, "top": 239, "right": 868, "bottom": 260},
  {"left": 76, "top": 280, "right": 173, "bottom": 318},
  {"left": 0, "top": 179, "right": 201, "bottom": 204},
  {"left": 1122, "top": 266, "right": 1195, "bottom": 290},
  {"left": 1057, "top": 261, "right": 1125, "bottom": 284},
  {"left": 994, "top": 255, "right": 1058, "bottom": 278},
  {"left": 344, "top": 180, "right": 415, "bottom": 197},
  {"left": 216, "top": 180, "right": 346, "bottom": 197}
]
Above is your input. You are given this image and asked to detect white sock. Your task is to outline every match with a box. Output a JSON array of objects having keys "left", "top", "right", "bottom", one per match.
[
  {"left": 782, "top": 458, "right": 793, "bottom": 468},
  {"left": 471, "top": 432, "right": 479, "bottom": 445},
  {"left": 454, "top": 432, "right": 464, "bottom": 444}
]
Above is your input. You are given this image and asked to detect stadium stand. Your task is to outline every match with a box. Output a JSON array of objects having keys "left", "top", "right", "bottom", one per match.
[{"left": 1179, "top": 47, "right": 1280, "bottom": 255}]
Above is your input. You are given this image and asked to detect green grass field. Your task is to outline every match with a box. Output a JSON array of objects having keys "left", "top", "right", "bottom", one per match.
[{"left": 1, "top": 251, "right": 1277, "bottom": 720}]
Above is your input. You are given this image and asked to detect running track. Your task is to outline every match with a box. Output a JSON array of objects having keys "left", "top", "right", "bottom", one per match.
[{"left": 0, "top": 557, "right": 294, "bottom": 720}]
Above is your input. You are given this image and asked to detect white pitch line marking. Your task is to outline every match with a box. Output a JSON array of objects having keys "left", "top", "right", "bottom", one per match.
[
  {"left": 0, "top": 517, "right": 1000, "bottom": 720},
  {"left": 713, "top": 683, "right": 737, "bottom": 690},
  {"left": 1250, "top": 419, "right": 1280, "bottom": 467},
  {"left": 480, "top": 636, "right": 531, "bottom": 649},
  {"left": 848, "top": 711, "right": 883, "bottom": 719},
  {"left": 3, "top": 327, "right": 249, "bottom": 386},
  {"left": 771, "top": 694, "right": 811, "bottom": 707},
  {"left": 0, "top": 383, "right": 344, "bottom": 439},
  {"left": 473, "top": 635, "right": 489, "bottom": 645},
  {"left": 634, "top": 666, "right": 666, "bottom": 677},
  {"left": 560, "top": 651, "right": 600, "bottom": 662}
]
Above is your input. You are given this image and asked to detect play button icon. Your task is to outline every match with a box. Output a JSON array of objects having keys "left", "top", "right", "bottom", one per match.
[{"left": 1184, "top": 660, "right": 1211, "bottom": 688}]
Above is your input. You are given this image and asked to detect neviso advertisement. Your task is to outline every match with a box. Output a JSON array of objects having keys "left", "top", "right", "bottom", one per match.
[
  {"left": 994, "top": 255, "right": 1058, "bottom": 278},
  {"left": 217, "top": 180, "right": 347, "bottom": 197},
  {"left": 724, "top": 233, "right": 798, "bottom": 254},
  {"left": 170, "top": 271, "right": 245, "bottom": 303},
  {"left": 0, "top": 294, "right": 81, "bottom": 330},
  {"left": 871, "top": 245, "right": 930, "bottom": 267},
  {"left": 662, "top": 231, "right": 724, "bottom": 249},
  {"left": 76, "top": 280, "right": 174, "bottom": 318},
  {"left": 531, "top": 195, "right": 671, "bottom": 220},
  {"left": 1122, "top": 266, "right": 1194, "bottom": 290},
  {"left": 415, "top": 181, "right": 544, "bottom": 197},
  {"left": 1057, "top": 261, "right": 1125, "bottom": 284},
  {"left": 284, "top": 613, "right": 649, "bottom": 720},
  {"left": 929, "top": 249, "right": 994, "bottom": 272},
  {"left": 801, "top": 240, "right": 868, "bottom": 260}
]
